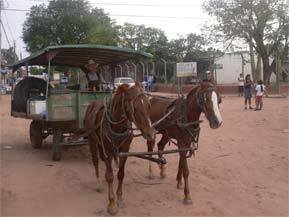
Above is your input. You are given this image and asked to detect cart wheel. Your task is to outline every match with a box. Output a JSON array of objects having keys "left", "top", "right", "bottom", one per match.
[
  {"left": 52, "top": 129, "right": 62, "bottom": 161},
  {"left": 30, "top": 120, "right": 43, "bottom": 149}
]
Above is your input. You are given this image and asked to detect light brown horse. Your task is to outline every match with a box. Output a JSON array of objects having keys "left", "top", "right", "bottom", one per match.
[
  {"left": 147, "top": 80, "right": 223, "bottom": 204},
  {"left": 84, "top": 82, "right": 156, "bottom": 215}
]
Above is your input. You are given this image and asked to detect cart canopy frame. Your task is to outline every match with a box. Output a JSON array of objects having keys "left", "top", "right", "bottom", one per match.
[{"left": 11, "top": 44, "right": 153, "bottom": 72}]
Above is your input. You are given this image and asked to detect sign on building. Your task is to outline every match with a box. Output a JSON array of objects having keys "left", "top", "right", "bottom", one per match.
[
  {"left": 213, "top": 63, "right": 223, "bottom": 69},
  {"left": 176, "top": 62, "right": 197, "bottom": 77}
]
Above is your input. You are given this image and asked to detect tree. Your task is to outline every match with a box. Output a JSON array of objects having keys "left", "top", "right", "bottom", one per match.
[
  {"left": 167, "top": 37, "right": 187, "bottom": 61},
  {"left": 203, "top": 0, "right": 289, "bottom": 83},
  {"left": 22, "top": 0, "right": 119, "bottom": 53},
  {"left": 1, "top": 47, "right": 18, "bottom": 65},
  {"left": 118, "top": 23, "right": 169, "bottom": 60}
]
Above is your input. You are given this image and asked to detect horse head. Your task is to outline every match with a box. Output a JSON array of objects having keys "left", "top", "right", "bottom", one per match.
[
  {"left": 195, "top": 81, "right": 223, "bottom": 129},
  {"left": 116, "top": 82, "right": 156, "bottom": 141}
]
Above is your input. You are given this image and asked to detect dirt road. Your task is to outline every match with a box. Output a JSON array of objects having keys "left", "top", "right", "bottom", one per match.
[{"left": 1, "top": 94, "right": 288, "bottom": 216}]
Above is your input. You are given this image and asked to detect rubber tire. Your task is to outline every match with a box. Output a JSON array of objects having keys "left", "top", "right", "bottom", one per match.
[
  {"left": 30, "top": 120, "right": 43, "bottom": 149},
  {"left": 52, "top": 130, "right": 62, "bottom": 161}
]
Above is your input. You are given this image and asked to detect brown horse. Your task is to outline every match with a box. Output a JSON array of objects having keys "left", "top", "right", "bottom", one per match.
[
  {"left": 84, "top": 82, "right": 156, "bottom": 215},
  {"left": 147, "top": 80, "right": 223, "bottom": 204}
]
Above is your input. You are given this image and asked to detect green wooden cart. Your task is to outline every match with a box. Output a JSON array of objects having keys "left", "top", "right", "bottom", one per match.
[{"left": 10, "top": 45, "right": 152, "bottom": 161}]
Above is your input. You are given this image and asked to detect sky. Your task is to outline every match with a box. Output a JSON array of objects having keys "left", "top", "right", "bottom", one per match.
[{"left": 2, "top": 0, "right": 210, "bottom": 59}]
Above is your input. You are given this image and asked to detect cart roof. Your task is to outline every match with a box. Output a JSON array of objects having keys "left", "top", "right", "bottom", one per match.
[{"left": 11, "top": 44, "right": 153, "bottom": 72}]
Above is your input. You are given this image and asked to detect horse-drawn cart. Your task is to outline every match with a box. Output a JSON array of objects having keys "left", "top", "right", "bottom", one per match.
[{"left": 10, "top": 45, "right": 152, "bottom": 161}]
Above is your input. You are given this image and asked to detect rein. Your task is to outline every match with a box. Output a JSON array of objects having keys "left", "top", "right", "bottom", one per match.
[{"left": 100, "top": 91, "right": 151, "bottom": 156}]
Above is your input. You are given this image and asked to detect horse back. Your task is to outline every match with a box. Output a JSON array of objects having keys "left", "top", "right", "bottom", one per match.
[
  {"left": 84, "top": 100, "right": 104, "bottom": 132},
  {"left": 149, "top": 97, "right": 174, "bottom": 123}
]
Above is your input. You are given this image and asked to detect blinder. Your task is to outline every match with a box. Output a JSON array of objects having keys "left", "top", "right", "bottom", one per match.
[{"left": 196, "top": 86, "right": 221, "bottom": 114}]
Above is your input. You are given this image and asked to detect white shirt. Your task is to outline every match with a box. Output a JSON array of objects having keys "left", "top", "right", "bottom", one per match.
[
  {"left": 88, "top": 71, "right": 105, "bottom": 82},
  {"left": 238, "top": 76, "right": 244, "bottom": 86},
  {"left": 255, "top": 84, "right": 265, "bottom": 96}
]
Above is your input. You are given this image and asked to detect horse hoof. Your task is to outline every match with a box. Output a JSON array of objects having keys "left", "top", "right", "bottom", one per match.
[
  {"left": 147, "top": 175, "right": 154, "bottom": 179},
  {"left": 183, "top": 198, "right": 193, "bottom": 205},
  {"left": 177, "top": 182, "right": 183, "bottom": 189},
  {"left": 107, "top": 204, "right": 118, "bottom": 215},
  {"left": 117, "top": 199, "right": 125, "bottom": 209},
  {"left": 96, "top": 187, "right": 104, "bottom": 193},
  {"left": 160, "top": 172, "right": 166, "bottom": 179}
]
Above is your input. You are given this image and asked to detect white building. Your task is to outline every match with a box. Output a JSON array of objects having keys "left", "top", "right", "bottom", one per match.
[{"left": 214, "top": 51, "right": 261, "bottom": 85}]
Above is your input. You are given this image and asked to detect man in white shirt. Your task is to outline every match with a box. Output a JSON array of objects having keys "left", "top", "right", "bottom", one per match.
[
  {"left": 237, "top": 73, "right": 244, "bottom": 96},
  {"left": 85, "top": 59, "right": 105, "bottom": 91},
  {"left": 255, "top": 80, "right": 266, "bottom": 110}
]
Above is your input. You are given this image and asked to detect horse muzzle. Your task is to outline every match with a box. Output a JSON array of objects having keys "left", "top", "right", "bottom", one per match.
[
  {"left": 209, "top": 116, "right": 223, "bottom": 129},
  {"left": 141, "top": 129, "right": 156, "bottom": 142}
]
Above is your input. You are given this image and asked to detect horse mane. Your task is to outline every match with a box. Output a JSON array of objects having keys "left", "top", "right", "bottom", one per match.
[
  {"left": 187, "top": 85, "right": 200, "bottom": 99},
  {"left": 187, "top": 80, "right": 215, "bottom": 99},
  {"left": 111, "top": 84, "right": 129, "bottom": 114},
  {"left": 115, "top": 83, "right": 129, "bottom": 95}
]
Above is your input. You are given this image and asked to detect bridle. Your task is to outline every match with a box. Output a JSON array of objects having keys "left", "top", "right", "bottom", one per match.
[
  {"left": 103, "top": 90, "right": 150, "bottom": 139},
  {"left": 124, "top": 91, "right": 150, "bottom": 125},
  {"left": 196, "top": 84, "right": 220, "bottom": 118}
]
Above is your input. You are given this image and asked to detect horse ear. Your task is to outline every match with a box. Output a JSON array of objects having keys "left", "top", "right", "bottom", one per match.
[
  {"left": 135, "top": 81, "right": 143, "bottom": 88},
  {"left": 116, "top": 83, "right": 129, "bottom": 94},
  {"left": 135, "top": 81, "right": 140, "bottom": 86}
]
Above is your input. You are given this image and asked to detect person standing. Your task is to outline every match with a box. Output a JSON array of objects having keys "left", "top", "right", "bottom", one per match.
[
  {"left": 204, "top": 70, "right": 216, "bottom": 85},
  {"left": 147, "top": 74, "right": 154, "bottom": 92},
  {"left": 244, "top": 74, "right": 254, "bottom": 109},
  {"left": 237, "top": 73, "right": 244, "bottom": 96},
  {"left": 254, "top": 80, "right": 266, "bottom": 111}
]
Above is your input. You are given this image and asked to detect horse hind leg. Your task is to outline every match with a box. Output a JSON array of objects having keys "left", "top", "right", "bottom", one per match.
[
  {"left": 88, "top": 134, "right": 104, "bottom": 193},
  {"left": 157, "top": 135, "right": 169, "bottom": 178}
]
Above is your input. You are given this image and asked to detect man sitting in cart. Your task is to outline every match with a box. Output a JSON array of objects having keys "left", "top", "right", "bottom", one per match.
[{"left": 85, "top": 59, "right": 105, "bottom": 91}]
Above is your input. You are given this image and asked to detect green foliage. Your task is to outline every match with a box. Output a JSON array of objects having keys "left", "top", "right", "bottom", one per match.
[
  {"left": 1, "top": 47, "right": 18, "bottom": 65},
  {"left": 29, "top": 66, "right": 44, "bottom": 75},
  {"left": 118, "top": 23, "right": 170, "bottom": 60},
  {"left": 23, "top": 0, "right": 119, "bottom": 53}
]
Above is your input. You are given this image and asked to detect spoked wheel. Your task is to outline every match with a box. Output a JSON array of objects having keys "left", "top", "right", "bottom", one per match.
[
  {"left": 30, "top": 120, "right": 43, "bottom": 149},
  {"left": 52, "top": 129, "right": 63, "bottom": 161}
]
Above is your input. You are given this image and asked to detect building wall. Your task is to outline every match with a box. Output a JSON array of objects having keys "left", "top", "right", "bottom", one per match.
[{"left": 214, "top": 52, "right": 257, "bottom": 85}]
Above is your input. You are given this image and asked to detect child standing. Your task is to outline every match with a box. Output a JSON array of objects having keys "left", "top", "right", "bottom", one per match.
[
  {"left": 255, "top": 80, "right": 266, "bottom": 111},
  {"left": 244, "top": 74, "right": 254, "bottom": 109}
]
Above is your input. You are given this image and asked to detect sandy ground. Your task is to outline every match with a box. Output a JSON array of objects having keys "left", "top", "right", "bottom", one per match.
[{"left": 0, "top": 94, "right": 288, "bottom": 216}]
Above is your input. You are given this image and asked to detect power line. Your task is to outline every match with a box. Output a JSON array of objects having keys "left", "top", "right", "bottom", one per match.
[
  {"left": 25, "top": 0, "right": 202, "bottom": 8},
  {"left": 2, "top": 8, "right": 206, "bottom": 20},
  {"left": 110, "top": 14, "right": 205, "bottom": 20},
  {"left": 3, "top": 10, "right": 15, "bottom": 41},
  {"left": 1, "top": 21, "right": 12, "bottom": 47}
]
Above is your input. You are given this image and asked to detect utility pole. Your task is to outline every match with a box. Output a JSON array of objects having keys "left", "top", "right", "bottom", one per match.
[
  {"left": 0, "top": 0, "right": 3, "bottom": 76},
  {"left": 161, "top": 59, "right": 167, "bottom": 84},
  {"left": 13, "top": 40, "right": 16, "bottom": 63}
]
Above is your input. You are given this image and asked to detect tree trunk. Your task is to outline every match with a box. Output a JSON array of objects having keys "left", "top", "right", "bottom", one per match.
[
  {"left": 261, "top": 56, "right": 271, "bottom": 84},
  {"left": 249, "top": 42, "right": 256, "bottom": 81},
  {"left": 256, "top": 54, "right": 262, "bottom": 81}
]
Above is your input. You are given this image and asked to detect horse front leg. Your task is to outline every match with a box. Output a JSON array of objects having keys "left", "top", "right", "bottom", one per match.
[
  {"left": 116, "top": 155, "right": 128, "bottom": 208},
  {"left": 104, "top": 157, "right": 118, "bottom": 215},
  {"left": 88, "top": 134, "right": 103, "bottom": 193},
  {"left": 176, "top": 154, "right": 183, "bottom": 189},
  {"left": 180, "top": 151, "right": 192, "bottom": 205},
  {"left": 157, "top": 135, "right": 169, "bottom": 178},
  {"left": 147, "top": 139, "right": 155, "bottom": 179}
]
